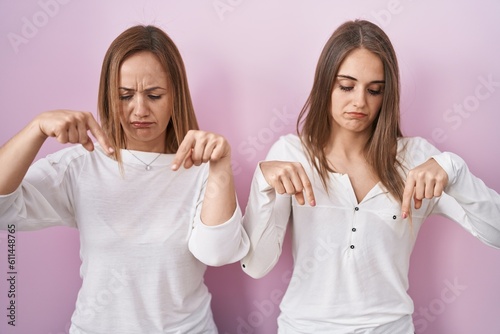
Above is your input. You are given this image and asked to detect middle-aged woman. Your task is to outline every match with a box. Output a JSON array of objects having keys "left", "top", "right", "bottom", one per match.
[
  {"left": 240, "top": 19, "right": 500, "bottom": 333},
  {"left": 0, "top": 25, "right": 249, "bottom": 333}
]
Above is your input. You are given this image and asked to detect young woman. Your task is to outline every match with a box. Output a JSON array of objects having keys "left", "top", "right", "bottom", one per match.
[
  {"left": 0, "top": 25, "right": 249, "bottom": 333},
  {"left": 240, "top": 19, "right": 500, "bottom": 333}
]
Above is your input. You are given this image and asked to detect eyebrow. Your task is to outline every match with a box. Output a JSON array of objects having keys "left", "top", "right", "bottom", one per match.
[
  {"left": 337, "top": 74, "right": 385, "bottom": 84},
  {"left": 119, "top": 86, "right": 167, "bottom": 92}
]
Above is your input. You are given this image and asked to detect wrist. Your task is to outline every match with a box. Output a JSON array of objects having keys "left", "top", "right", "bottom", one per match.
[
  {"left": 209, "top": 154, "right": 232, "bottom": 169},
  {"left": 28, "top": 117, "right": 49, "bottom": 142}
]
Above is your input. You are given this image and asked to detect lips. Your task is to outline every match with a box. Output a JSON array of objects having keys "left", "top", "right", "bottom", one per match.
[
  {"left": 346, "top": 112, "right": 367, "bottom": 119},
  {"left": 131, "top": 121, "right": 154, "bottom": 128}
]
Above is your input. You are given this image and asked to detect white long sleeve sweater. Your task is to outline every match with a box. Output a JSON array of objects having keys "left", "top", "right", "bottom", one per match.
[{"left": 0, "top": 145, "right": 250, "bottom": 334}]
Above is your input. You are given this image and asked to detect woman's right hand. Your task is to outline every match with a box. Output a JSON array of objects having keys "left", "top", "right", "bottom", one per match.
[
  {"left": 0, "top": 110, "right": 113, "bottom": 195},
  {"left": 260, "top": 161, "right": 316, "bottom": 206},
  {"left": 36, "top": 110, "right": 114, "bottom": 154}
]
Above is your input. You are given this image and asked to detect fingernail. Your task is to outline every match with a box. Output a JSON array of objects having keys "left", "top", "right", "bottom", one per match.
[
  {"left": 402, "top": 212, "right": 408, "bottom": 219},
  {"left": 310, "top": 200, "right": 316, "bottom": 207},
  {"left": 108, "top": 147, "right": 114, "bottom": 153},
  {"left": 171, "top": 164, "right": 178, "bottom": 170}
]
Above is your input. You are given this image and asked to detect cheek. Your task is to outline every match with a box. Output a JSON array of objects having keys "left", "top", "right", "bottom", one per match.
[
  {"left": 161, "top": 113, "right": 173, "bottom": 127},
  {"left": 118, "top": 108, "right": 127, "bottom": 123},
  {"left": 117, "top": 105, "right": 131, "bottom": 125},
  {"left": 122, "top": 101, "right": 135, "bottom": 112},
  {"left": 158, "top": 103, "right": 172, "bottom": 120},
  {"left": 330, "top": 94, "right": 347, "bottom": 114},
  {"left": 369, "top": 97, "right": 383, "bottom": 113},
  {"left": 118, "top": 102, "right": 128, "bottom": 116}
]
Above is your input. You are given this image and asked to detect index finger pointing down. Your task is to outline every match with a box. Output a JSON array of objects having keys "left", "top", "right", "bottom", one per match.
[
  {"left": 401, "top": 177, "right": 416, "bottom": 219},
  {"left": 87, "top": 115, "right": 114, "bottom": 154},
  {"left": 171, "top": 134, "right": 196, "bottom": 170},
  {"left": 298, "top": 168, "right": 316, "bottom": 206}
]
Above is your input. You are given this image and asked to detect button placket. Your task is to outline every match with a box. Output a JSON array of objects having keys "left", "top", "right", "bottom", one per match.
[{"left": 350, "top": 206, "right": 360, "bottom": 250}]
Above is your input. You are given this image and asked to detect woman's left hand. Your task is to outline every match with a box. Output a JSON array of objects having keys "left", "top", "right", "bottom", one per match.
[
  {"left": 171, "top": 130, "right": 231, "bottom": 170},
  {"left": 401, "top": 158, "right": 449, "bottom": 218}
]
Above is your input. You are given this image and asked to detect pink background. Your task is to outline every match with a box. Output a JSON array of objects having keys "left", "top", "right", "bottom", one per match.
[{"left": 1, "top": 1, "right": 500, "bottom": 333}]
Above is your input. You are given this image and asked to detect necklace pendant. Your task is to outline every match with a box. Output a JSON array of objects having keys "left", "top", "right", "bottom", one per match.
[{"left": 126, "top": 149, "right": 161, "bottom": 171}]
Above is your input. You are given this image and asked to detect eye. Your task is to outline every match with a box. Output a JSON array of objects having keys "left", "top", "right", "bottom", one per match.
[
  {"left": 148, "top": 95, "right": 162, "bottom": 100},
  {"left": 119, "top": 95, "right": 132, "bottom": 101},
  {"left": 339, "top": 85, "right": 353, "bottom": 92},
  {"left": 368, "top": 89, "right": 383, "bottom": 96}
]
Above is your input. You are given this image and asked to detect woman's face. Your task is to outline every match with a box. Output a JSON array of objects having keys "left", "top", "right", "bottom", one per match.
[
  {"left": 330, "top": 48, "right": 385, "bottom": 137},
  {"left": 118, "top": 51, "right": 171, "bottom": 152}
]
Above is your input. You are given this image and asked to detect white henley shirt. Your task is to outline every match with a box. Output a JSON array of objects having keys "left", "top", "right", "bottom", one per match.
[{"left": 241, "top": 134, "right": 500, "bottom": 334}]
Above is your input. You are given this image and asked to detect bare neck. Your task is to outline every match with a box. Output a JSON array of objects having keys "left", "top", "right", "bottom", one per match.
[{"left": 325, "top": 130, "right": 371, "bottom": 161}]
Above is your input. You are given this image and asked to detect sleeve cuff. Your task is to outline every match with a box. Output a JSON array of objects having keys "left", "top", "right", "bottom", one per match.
[
  {"left": 255, "top": 161, "right": 274, "bottom": 192},
  {"left": 431, "top": 152, "right": 463, "bottom": 187},
  {"left": 195, "top": 203, "right": 241, "bottom": 229},
  {"left": 189, "top": 203, "right": 250, "bottom": 266}
]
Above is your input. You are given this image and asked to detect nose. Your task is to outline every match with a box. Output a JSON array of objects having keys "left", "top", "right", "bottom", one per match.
[
  {"left": 352, "top": 89, "right": 367, "bottom": 108},
  {"left": 133, "top": 95, "right": 150, "bottom": 117}
]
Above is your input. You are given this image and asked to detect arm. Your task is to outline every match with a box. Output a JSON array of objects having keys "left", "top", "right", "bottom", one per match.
[
  {"left": 432, "top": 152, "right": 500, "bottom": 248},
  {"left": 0, "top": 110, "right": 113, "bottom": 230},
  {"left": 400, "top": 138, "right": 500, "bottom": 248},
  {"left": 171, "top": 130, "right": 237, "bottom": 225},
  {"left": 172, "top": 130, "right": 250, "bottom": 266},
  {"left": 0, "top": 119, "right": 46, "bottom": 195},
  {"left": 0, "top": 110, "right": 113, "bottom": 195},
  {"left": 240, "top": 163, "right": 292, "bottom": 279},
  {"left": 240, "top": 148, "right": 316, "bottom": 279},
  {"left": 200, "top": 149, "right": 237, "bottom": 225}
]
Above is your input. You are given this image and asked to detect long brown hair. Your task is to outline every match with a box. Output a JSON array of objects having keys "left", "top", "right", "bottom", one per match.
[
  {"left": 297, "top": 19, "right": 405, "bottom": 203},
  {"left": 98, "top": 25, "right": 199, "bottom": 164}
]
